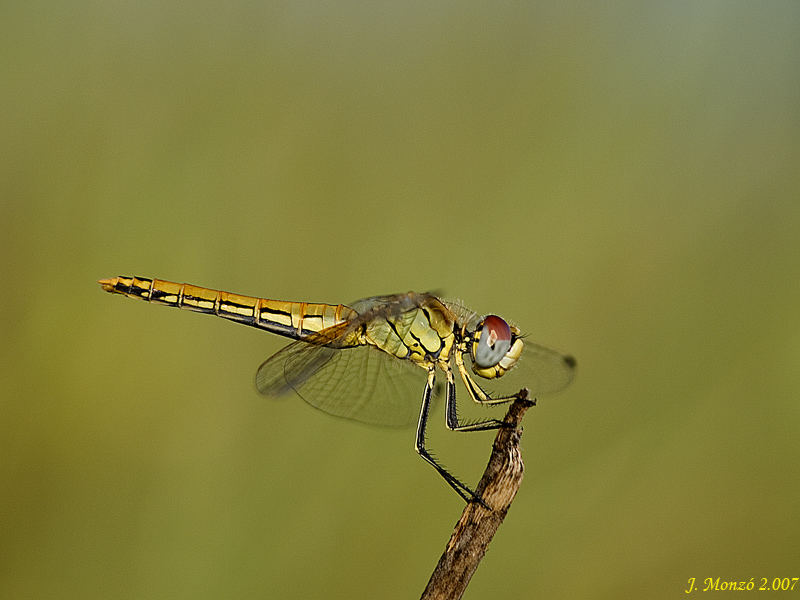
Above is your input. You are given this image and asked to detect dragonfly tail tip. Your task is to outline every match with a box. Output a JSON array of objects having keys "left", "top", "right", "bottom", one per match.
[{"left": 97, "top": 277, "right": 118, "bottom": 292}]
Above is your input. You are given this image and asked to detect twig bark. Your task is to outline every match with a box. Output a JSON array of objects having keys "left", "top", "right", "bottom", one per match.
[{"left": 420, "top": 389, "right": 535, "bottom": 600}]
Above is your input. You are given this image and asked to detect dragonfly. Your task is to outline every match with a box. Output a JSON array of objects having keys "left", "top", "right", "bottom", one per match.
[{"left": 98, "top": 275, "right": 576, "bottom": 502}]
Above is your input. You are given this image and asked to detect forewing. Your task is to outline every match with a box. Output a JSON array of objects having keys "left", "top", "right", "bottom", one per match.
[
  {"left": 511, "top": 340, "right": 575, "bottom": 395},
  {"left": 474, "top": 339, "right": 576, "bottom": 398},
  {"left": 439, "top": 298, "right": 574, "bottom": 397}
]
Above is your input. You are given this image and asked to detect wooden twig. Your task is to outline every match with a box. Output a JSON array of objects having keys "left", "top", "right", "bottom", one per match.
[{"left": 420, "top": 389, "right": 535, "bottom": 600}]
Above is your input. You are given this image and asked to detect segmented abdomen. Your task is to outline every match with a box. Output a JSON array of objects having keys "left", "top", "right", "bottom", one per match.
[{"left": 99, "top": 276, "right": 357, "bottom": 341}]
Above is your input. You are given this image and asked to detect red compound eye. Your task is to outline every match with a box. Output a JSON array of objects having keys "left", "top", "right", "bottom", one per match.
[
  {"left": 474, "top": 315, "right": 512, "bottom": 368},
  {"left": 483, "top": 315, "right": 511, "bottom": 342}
]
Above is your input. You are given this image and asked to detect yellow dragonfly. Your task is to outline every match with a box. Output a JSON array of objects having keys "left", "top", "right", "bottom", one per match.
[{"left": 98, "top": 276, "right": 575, "bottom": 502}]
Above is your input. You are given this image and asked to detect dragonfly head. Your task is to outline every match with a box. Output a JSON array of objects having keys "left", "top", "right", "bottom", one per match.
[{"left": 470, "top": 315, "right": 524, "bottom": 379}]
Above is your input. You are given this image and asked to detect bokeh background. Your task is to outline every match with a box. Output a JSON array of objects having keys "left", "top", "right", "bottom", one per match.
[{"left": 2, "top": 2, "right": 799, "bottom": 598}]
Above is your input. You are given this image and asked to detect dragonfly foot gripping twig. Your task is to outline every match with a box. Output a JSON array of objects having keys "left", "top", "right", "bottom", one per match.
[{"left": 420, "top": 389, "right": 535, "bottom": 600}]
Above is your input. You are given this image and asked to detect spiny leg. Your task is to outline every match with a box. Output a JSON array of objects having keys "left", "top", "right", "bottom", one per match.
[
  {"left": 444, "top": 364, "right": 505, "bottom": 432},
  {"left": 455, "top": 348, "right": 520, "bottom": 405},
  {"left": 415, "top": 367, "right": 481, "bottom": 503}
]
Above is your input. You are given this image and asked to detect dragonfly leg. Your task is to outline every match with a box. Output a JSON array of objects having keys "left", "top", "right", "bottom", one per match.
[
  {"left": 415, "top": 367, "right": 484, "bottom": 504},
  {"left": 455, "top": 349, "right": 519, "bottom": 405},
  {"left": 444, "top": 364, "right": 505, "bottom": 432}
]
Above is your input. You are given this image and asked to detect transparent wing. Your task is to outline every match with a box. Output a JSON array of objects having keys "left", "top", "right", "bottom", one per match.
[
  {"left": 472, "top": 339, "right": 576, "bottom": 399},
  {"left": 255, "top": 295, "right": 433, "bottom": 427},
  {"left": 508, "top": 340, "right": 575, "bottom": 395},
  {"left": 433, "top": 297, "right": 577, "bottom": 398},
  {"left": 255, "top": 340, "right": 427, "bottom": 426}
]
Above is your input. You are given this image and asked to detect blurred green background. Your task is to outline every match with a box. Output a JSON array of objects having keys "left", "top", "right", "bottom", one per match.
[{"left": 2, "top": 2, "right": 799, "bottom": 598}]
